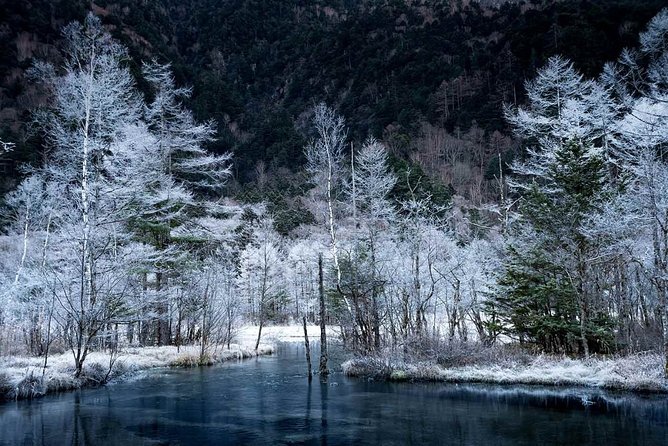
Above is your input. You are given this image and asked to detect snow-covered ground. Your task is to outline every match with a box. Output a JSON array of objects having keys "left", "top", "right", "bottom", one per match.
[
  {"left": 0, "top": 323, "right": 336, "bottom": 401},
  {"left": 236, "top": 324, "right": 337, "bottom": 346},
  {"left": 0, "top": 343, "right": 274, "bottom": 401},
  {"left": 342, "top": 352, "right": 668, "bottom": 393}
]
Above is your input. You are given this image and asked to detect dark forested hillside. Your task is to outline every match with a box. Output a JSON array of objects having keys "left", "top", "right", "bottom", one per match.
[{"left": 1, "top": 0, "right": 666, "bottom": 189}]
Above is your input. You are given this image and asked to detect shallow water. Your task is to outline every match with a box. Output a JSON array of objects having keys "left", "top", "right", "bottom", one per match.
[{"left": 0, "top": 343, "right": 667, "bottom": 445}]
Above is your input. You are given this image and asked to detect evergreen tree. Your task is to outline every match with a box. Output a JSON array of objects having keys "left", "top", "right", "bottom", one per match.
[{"left": 494, "top": 141, "right": 614, "bottom": 354}]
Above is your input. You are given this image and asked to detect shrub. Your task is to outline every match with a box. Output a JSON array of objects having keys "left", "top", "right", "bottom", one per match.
[
  {"left": 169, "top": 353, "right": 213, "bottom": 367},
  {"left": 44, "top": 373, "right": 79, "bottom": 394},
  {"left": 82, "top": 362, "right": 109, "bottom": 385},
  {"left": 390, "top": 370, "right": 409, "bottom": 381},
  {"left": 342, "top": 356, "right": 393, "bottom": 379},
  {"left": 15, "top": 371, "right": 45, "bottom": 399},
  {"left": 0, "top": 372, "right": 15, "bottom": 400}
]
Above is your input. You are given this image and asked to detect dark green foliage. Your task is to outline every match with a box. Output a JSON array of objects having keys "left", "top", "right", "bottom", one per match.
[
  {"left": 388, "top": 155, "right": 453, "bottom": 211},
  {"left": 234, "top": 170, "right": 316, "bottom": 235},
  {"left": 1, "top": 0, "right": 665, "bottom": 196},
  {"left": 494, "top": 246, "right": 582, "bottom": 353},
  {"left": 484, "top": 149, "right": 514, "bottom": 181},
  {"left": 264, "top": 290, "right": 291, "bottom": 323},
  {"left": 493, "top": 141, "right": 614, "bottom": 354}
]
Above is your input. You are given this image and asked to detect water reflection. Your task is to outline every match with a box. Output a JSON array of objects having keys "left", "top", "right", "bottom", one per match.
[{"left": 1, "top": 343, "right": 667, "bottom": 445}]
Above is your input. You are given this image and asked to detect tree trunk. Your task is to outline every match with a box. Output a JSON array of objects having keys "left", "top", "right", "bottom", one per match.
[
  {"left": 255, "top": 318, "right": 264, "bottom": 352},
  {"left": 659, "top": 280, "right": 668, "bottom": 378},
  {"left": 370, "top": 239, "right": 380, "bottom": 350},
  {"left": 303, "top": 316, "right": 312, "bottom": 381},
  {"left": 318, "top": 253, "right": 329, "bottom": 377},
  {"left": 156, "top": 272, "right": 170, "bottom": 346},
  {"left": 576, "top": 255, "right": 590, "bottom": 358},
  {"left": 662, "top": 304, "right": 668, "bottom": 378}
]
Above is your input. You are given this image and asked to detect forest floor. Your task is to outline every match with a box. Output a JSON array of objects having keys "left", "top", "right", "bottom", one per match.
[
  {"left": 0, "top": 323, "right": 330, "bottom": 402},
  {"left": 342, "top": 350, "right": 668, "bottom": 393},
  {"left": 236, "top": 324, "right": 333, "bottom": 346}
]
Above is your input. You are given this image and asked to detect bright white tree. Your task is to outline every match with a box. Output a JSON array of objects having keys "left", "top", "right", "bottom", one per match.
[
  {"left": 344, "top": 137, "right": 397, "bottom": 350},
  {"left": 598, "top": 8, "right": 668, "bottom": 374},
  {"left": 125, "top": 61, "right": 233, "bottom": 346},
  {"left": 506, "top": 56, "right": 620, "bottom": 183},
  {"left": 304, "top": 103, "right": 360, "bottom": 347},
  {"left": 305, "top": 104, "right": 346, "bottom": 284},
  {"left": 143, "top": 61, "right": 231, "bottom": 193},
  {"left": 238, "top": 216, "right": 286, "bottom": 350},
  {"left": 28, "top": 13, "right": 152, "bottom": 376}
]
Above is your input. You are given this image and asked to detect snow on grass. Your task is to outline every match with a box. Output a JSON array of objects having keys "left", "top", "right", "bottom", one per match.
[
  {"left": 235, "top": 324, "right": 338, "bottom": 346},
  {"left": 0, "top": 323, "right": 336, "bottom": 401},
  {"left": 342, "top": 351, "right": 668, "bottom": 393},
  {"left": 0, "top": 339, "right": 274, "bottom": 401}
]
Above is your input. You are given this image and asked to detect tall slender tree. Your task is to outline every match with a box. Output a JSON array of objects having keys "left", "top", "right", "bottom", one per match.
[{"left": 30, "top": 13, "right": 144, "bottom": 376}]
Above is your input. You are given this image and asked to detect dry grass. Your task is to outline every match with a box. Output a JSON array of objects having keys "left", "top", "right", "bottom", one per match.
[{"left": 0, "top": 323, "right": 329, "bottom": 401}]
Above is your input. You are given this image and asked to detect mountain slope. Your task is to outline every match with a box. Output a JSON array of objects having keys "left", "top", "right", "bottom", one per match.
[{"left": 1, "top": 0, "right": 665, "bottom": 190}]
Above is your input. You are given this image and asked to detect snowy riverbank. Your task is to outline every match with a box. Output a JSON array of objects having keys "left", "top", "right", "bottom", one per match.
[
  {"left": 0, "top": 343, "right": 274, "bottom": 401},
  {"left": 0, "top": 323, "right": 336, "bottom": 402},
  {"left": 342, "top": 352, "right": 668, "bottom": 393},
  {"left": 236, "top": 324, "right": 334, "bottom": 345}
]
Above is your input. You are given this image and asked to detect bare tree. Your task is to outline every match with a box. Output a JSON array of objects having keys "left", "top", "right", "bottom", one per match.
[
  {"left": 304, "top": 104, "right": 355, "bottom": 325},
  {"left": 30, "top": 13, "right": 144, "bottom": 376},
  {"left": 238, "top": 218, "right": 285, "bottom": 351}
]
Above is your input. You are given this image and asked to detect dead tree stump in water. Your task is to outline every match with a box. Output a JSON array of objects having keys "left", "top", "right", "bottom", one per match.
[{"left": 303, "top": 316, "right": 312, "bottom": 381}]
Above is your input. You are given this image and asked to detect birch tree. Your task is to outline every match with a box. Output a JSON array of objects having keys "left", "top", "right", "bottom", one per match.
[
  {"left": 30, "top": 13, "right": 144, "bottom": 376},
  {"left": 304, "top": 104, "right": 356, "bottom": 339}
]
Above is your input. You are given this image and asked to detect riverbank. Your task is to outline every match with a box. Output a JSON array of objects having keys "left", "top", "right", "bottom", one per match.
[
  {"left": 342, "top": 351, "right": 668, "bottom": 393},
  {"left": 0, "top": 342, "right": 274, "bottom": 401},
  {"left": 0, "top": 323, "right": 335, "bottom": 402}
]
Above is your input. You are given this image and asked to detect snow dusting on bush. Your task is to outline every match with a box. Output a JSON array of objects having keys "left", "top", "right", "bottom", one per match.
[{"left": 343, "top": 351, "right": 668, "bottom": 393}]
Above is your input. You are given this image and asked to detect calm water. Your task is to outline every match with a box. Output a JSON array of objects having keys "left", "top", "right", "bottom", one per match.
[{"left": 1, "top": 343, "right": 667, "bottom": 445}]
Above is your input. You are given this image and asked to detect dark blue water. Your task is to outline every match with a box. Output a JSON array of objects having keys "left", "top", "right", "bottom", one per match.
[{"left": 1, "top": 343, "right": 667, "bottom": 445}]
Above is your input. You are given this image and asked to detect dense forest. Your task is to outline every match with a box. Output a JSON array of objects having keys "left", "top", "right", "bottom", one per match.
[
  {"left": 2, "top": 0, "right": 665, "bottom": 182},
  {"left": 2, "top": 0, "right": 668, "bottom": 387}
]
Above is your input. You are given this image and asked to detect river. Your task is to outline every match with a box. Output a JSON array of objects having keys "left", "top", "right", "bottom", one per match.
[{"left": 0, "top": 343, "right": 666, "bottom": 445}]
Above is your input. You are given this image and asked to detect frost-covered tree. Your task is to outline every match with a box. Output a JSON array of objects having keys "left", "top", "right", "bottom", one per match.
[
  {"left": 456, "top": 238, "right": 501, "bottom": 345},
  {"left": 238, "top": 217, "right": 286, "bottom": 350},
  {"left": 506, "top": 56, "right": 619, "bottom": 183},
  {"left": 143, "top": 61, "right": 231, "bottom": 193},
  {"left": 497, "top": 141, "right": 614, "bottom": 355},
  {"left": 353, "top": 138, "right": 397, "bottom": 224},
  {"left": 128, "top": 61, "right": 232, "bottom": 346},
  {"left": 501, "top": 55, "right": 621, "bottom": 355},
  {"left": 598, "top": 8, "right": 668, "bottom": 374},
  {"left": 190, "top": 253, "right": 241, "bottom": 362},
  {"left": 305, "top": 104, "right": 346, "bottom": 286},
  {"left": 0, "top": 13, "right": 242, "bottom": 371},
  {"left": 27, "top": 13, "right": 147, "bottom": 376},
  {"left": 388, "top": 181, "right": 450, "bottom": 346},
  {"left": 286, "top": 237, "right": 327, "bottom": 321},
  {"left": 304, "top": 103, "right": 360, "bottom": 348},
  {"left": 0, "top": 174, "right": 57, "bottom": 355},
  {"left": 343, "top": 138, "right": 397, "bottom": 351}
]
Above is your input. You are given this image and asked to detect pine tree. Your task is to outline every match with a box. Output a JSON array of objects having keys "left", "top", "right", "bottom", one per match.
[{"left": 495, "top": 141, "right": 614, "bottom": 354}]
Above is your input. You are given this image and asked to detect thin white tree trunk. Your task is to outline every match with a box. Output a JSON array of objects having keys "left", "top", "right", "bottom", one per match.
[
  {"left": 325, "top": 148, "right": 353, "bottom": 317},
  {"left": 74, "top": 46, "right": 96, "bottom": 377},
  {"left": 13, "top": 204, "right": 30, "bottom": 285}
]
